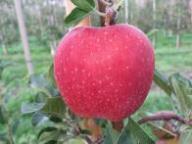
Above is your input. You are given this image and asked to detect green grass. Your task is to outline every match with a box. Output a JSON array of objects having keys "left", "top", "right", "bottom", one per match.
[{"left": 0, "top": 31, "right": 192, "bottom": 143}]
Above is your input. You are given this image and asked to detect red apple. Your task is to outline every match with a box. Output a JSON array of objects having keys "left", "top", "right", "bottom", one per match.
[{"left": 54, "top": 24, "right": 154, "bottom": 121}]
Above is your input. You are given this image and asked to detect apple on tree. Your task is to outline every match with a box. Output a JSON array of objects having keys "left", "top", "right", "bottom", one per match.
[{"left": 54, "top": 24, "right": 154, "bottom": 122}]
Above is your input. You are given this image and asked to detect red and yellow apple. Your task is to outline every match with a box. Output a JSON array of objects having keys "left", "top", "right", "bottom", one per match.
[{"left": 54, "top": 24, "right": 154, "bottom": 121}]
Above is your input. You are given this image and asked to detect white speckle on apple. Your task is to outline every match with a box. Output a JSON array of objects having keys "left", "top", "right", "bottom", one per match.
[
  {"left": 104, "top": 31, "right": 108, "bottom": 35},
  {"left": 82, "top": 69, "right": 86, "bottom": 73},
  {"left": 107, "top": 55, "right": 111, "bottom": 59},
  {"left": 77, "top": 91, "right": 81, "bottom": 95},
  {"left": 108, "top": 67, "right": 112, "bottom": 70},
  {"left": 128, "top": 82, "right": 132, "bottom": 86},
  {"left": 115, "top": 89, "right": 119, "bottom": 93},
  {"left": 138, "top": 71, "right": 142, "bottom": 77},
  {"left": 126, "top": 66, "right": 129, "bottom": 70},
  {"left": 105, "top": 75, "right": 110, "bottom": 80},
  {"left": 147, "top": 57, "right": 150, "bottom": 62},
  {"left": 74, "top": 68, "right": 78, "bottom": 72},
  {"left": 88, "top": 72, "right": 91, "bottom": 77}
]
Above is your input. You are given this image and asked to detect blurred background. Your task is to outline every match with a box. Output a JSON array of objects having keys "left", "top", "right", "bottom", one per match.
[{"left": 0, "top": 0, "right": 192, "bottom": 143}]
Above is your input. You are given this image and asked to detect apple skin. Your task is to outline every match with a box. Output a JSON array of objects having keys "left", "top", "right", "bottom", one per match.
[{"left": 54, "top": 24, "right": 154, "bottom": 121}]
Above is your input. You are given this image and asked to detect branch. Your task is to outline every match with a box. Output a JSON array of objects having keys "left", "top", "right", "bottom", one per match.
[
  {"left": 138, "top": 111, "right": 192, "bottom": 125},
  {"left": 99, "top": 0, "right": 113, "bottom": 6}
]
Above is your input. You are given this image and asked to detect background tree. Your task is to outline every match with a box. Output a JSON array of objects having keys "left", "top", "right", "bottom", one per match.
[{"left": 14, "top": 0, "right": 34, "bottom": 76}]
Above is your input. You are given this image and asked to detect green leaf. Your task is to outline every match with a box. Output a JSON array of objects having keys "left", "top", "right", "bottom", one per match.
[
  {"left": 104, "top": 126, "right": 113, "bottom": 144},
  {"left": 117, "top": 118, "right": 155, "bottom": 144},
  {"left": 38, "top": 127, "right": 58, "bottom": 139},
  {"left": 153, "top": 69, "right": 172, "bottom": 95},
  {"left": 0, "top": 105, "right": 8, "bottom": 124},
  {"left": 169, "top": 73, "right": 192, "bottom": 115},
  {"left": 41, "top": 97, "right": 66, "bottom": 117},
  {"left": 71, "top": 0, "right": 95, "bottom": 12},
  {"left": 38, "top": 127, "right": 60, "bottom": 144},
  {"left": 45, "top": 140, "right": 57, "bottom": 144},
  {"left": 180, "top": 128, "right": 192, "bottom": 144},
  {"left": 64, "top": 8, "right": 90, "bottom": 27},
  {"left": 30, "top": 74, "right": 48, "bottom": 88},
  {"left": 48, "top": 63, "right": 56, "bottom": 87},
  {"left": 11, "top": 119, "right": 20, "bottom": 134},
  {"left": 21, "top": 103, "right": 45, "bottom": 114},
  {"left": 32, "top": 112, "right": 47, "bottom": 126},
  {"left": 49, "top": 115, "right": 63, "bottom": 123},
  {"left": 0, "top": 133, "right": 8, "bottom": 143},
  {"left": 0, "top": 60, "right": 12, "bottom": 79}
]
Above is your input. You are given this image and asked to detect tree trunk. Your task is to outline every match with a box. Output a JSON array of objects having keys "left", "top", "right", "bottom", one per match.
[
  {"left": 176, "top": 34, "right": 180, "bottom": 49},
  {"left": 2, "top": 44, "right": 8, "bottom": 55},
  {"left": 50, "top": 41, "right": 57, "bottom": 57},
  {"left": 176, "top": 3, "right": 181, "bottom": 49},
  {"left": 14, "top": 0, "right": 34, "bottom": 76},
  {"left": 125, "top": 0, "right": 129, "bottom": 23},
  {"left": 152, "top": 0, "right": 156, "bottom": 47},
  {"left": 191, "top": 8, "right": 192, "bottom": 25},
  {"left": 0, "top": 15, "right": 8, "bottom": 55}
]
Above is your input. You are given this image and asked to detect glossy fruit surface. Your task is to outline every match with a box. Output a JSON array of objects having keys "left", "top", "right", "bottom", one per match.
[{"left": 54, "top": 24, "right": 154, "bottom": 121}]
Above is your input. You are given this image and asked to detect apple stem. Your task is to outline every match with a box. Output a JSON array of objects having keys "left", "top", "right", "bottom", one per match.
[
  {"left": 104, "top": 6, "right": 117, "bottom": 26},
  {"left": 97, "top": 0, "right": 117, "bottom": 26}
]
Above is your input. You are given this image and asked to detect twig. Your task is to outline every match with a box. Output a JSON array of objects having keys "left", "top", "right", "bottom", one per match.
[
  {"left": 84, "top": 135, "right": 93, "bottom": 144},
  {"left": 94, "top": 9, "right": 106, "bottom": 17},
  {"left": 83, "top": 135, "right": 103, "bottom": 144},
  {"left": 138, "top": 111, "right": 192, "bottom": 125},
  {"left": 94, "top": 137, "right": 104, "bottom": 144}
]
